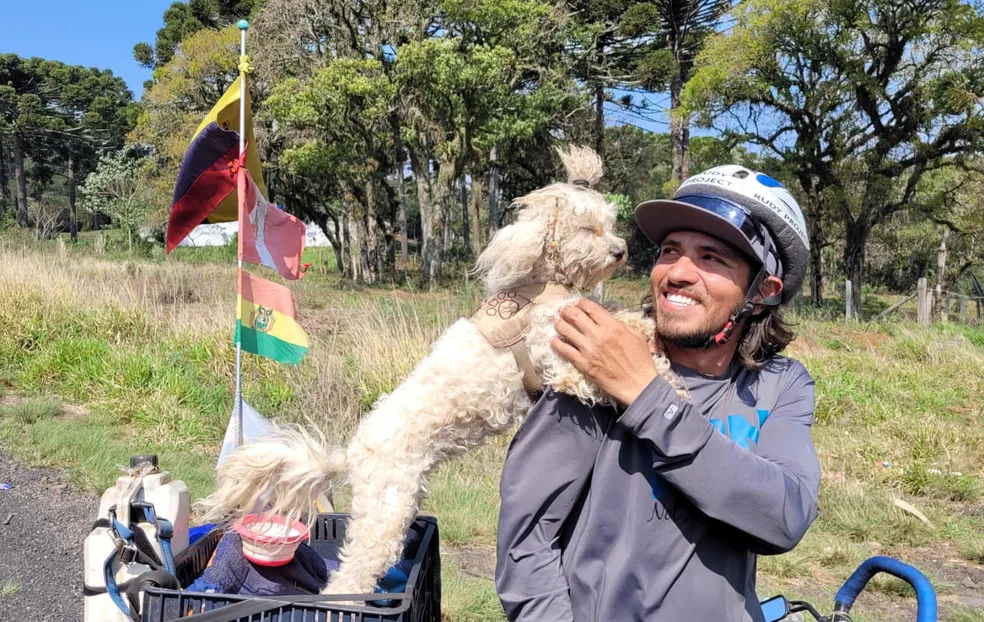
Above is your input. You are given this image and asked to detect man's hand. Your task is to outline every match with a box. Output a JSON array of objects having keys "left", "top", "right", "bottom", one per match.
[{"left": 552, "top": 298, "right": 660, "bottom": 406}]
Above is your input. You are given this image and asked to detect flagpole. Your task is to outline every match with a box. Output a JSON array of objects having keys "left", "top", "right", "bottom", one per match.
[{"left": 234, "top": 19, "right": 249, "bottom": 449}]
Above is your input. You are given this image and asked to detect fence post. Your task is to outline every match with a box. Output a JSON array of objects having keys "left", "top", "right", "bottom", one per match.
[
  {"left": 960, "top": 296, "right": 968, "bottom": 323},
  {"left": 943, "top": 293, "right": 952, "bottom": 323},
  {"left": 845, "top": 280, "right": 852, "bottom": 320},
  {"left": 917, "top": 278, "right": 929, "bottom": 327}
]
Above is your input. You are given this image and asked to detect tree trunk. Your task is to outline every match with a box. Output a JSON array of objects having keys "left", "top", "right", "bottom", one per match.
[
  {"left": 933, "top": 228, "right": 950, "bottom": 321},
  {"left": 469, "top": 176, "right": 484, "bottom": 257},
  {"left": 593, "top": 84, "right": 605, "bottom": 160},
  {"left": 843, "top": 222, "right": 867, "bottom": 319},
  {"left": 443, "top": 204, "right": 452, "bottom": 251},
  {"left": 13, "top": 134, "right": 29, "bottom": 229},
  {"left": 670, "top": 66, "right": 688, "bottom": 184},
  {"left": 342, "top": 210, "right": 353, "bottom": 279},
  {"left": 67, "top": 150, "right": 78, "bottom": 242},
  {"left": 392, "top": 115, "right": 409, "bottom": 265},
  {"left": 488, "top": 145, "right": 499, "bottom": 236},
  {"left": 808, "top": 214, "right": 825, "bottom": 307},
  {"left": 0, "top": 136, "right": 8, "bottom": 218},
  {"left": 411, "top": 149, "right": 441, "bottom": 284},
  {"left": 460, "top": 174, "right": 470, "bottom": 258},
  {"left": 364, "top": 179, "right": 379, "bottom": 283},
  {"left": 330, "top": 216, "right": 344, "bottom": 275}
]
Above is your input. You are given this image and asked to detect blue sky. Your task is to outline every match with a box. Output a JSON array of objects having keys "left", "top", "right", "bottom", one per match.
[{"left": 1, "top": 0, "right": 172, "bottom": 99}]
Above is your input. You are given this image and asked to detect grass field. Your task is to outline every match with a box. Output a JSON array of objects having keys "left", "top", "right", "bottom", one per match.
[{"left": 0, "top": 237, "right": 982, "bottom": 621}]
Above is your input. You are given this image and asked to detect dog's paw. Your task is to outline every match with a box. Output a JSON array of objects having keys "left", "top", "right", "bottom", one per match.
[{"left": 545, "top": 367, "right": 616, "bottom": 408}]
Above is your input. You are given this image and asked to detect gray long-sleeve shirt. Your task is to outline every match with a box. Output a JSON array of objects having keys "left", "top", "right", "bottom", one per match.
[{"left": 495, "top": 356, "right": 821, "bottom": 622}]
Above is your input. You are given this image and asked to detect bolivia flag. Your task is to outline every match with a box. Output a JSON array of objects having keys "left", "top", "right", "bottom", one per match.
[
  {"left": 235, "top": 269, "right": 309, "bottom": 365},
  {"left": 238, "top": 166, "right": 308, "bottom": 280}
]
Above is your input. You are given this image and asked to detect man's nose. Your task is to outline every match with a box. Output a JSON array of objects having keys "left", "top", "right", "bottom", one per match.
[{"left": 665, "top": 254, "right": 699, "bottom": 283}]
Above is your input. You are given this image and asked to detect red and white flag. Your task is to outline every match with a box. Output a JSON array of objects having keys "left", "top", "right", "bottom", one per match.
[{"left": 237, "top": 164, "right": 309, "bottom": 280}]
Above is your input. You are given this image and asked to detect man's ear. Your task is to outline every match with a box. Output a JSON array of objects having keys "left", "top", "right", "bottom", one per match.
[{"left": 751, "top": 276, "right": 783, "bottom": 314}]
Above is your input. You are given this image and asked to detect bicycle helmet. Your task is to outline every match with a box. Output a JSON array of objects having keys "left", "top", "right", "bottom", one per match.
[{"left": 634, "top": 165, "right": 810, "bottom": 345}]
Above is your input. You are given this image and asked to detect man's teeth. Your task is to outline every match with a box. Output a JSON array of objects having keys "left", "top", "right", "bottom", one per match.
[{"left": 666, "top": 293, "right": 697, "bottom": 306}]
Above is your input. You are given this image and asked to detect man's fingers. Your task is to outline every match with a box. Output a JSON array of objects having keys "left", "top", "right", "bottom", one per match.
[
  {"left": 554, "top": 317, "right": 588, "bottom": 349},
  {"left": 551, "top": 336, "right": 586, "bottom": 368},
  {"left": 575, "top": 298, "right": 614, "bottom": 324},
  {"left": 557, "top": 304, "right": 596, "bottom": 335}
]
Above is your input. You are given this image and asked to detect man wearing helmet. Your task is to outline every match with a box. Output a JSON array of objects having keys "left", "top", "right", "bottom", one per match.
[{"left": 495, "top": 166, "right": 821, "bottom": 622}]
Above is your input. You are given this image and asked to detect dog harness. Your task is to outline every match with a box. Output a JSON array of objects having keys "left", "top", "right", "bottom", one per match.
[{"left": 469, "top": 282, "right": 571, "bottom": 400}]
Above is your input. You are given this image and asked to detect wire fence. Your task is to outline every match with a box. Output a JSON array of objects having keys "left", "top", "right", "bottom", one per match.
[{"left": 852, "top": 277, "right": 984, "bottom": 326}]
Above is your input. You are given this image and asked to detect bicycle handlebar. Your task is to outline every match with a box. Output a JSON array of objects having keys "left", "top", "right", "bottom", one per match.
[{"left": 834, "top": 556, "right": 937, "bottom": 622}]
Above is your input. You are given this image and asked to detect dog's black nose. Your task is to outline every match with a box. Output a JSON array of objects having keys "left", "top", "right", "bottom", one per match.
[{"left": 611, "top": 247, "right": 625, "bottom": 261}]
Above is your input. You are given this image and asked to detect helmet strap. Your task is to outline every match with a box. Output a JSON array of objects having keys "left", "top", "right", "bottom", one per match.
[
  {"left": 707, "top": 264, "right": 768, "bottom": 347},
  {"left": 705, "top": 228, "right": 779, "bottom": 348}
]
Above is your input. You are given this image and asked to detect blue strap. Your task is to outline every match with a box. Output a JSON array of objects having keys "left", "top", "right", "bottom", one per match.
[
  {"left": 142, "top": 504, "right": 176, "bottom": 576},
  {"left": 103, "top": 546, "right": 132, "bottom": 618},
  {"left": 103, "top": 505, "right": 178, "bottom": 620},
  {"left": 105, "top": 512, "right": 135, "bottom": 619},
  {"left": 157, "top": 519, "right": 175, "bottom": 576}
]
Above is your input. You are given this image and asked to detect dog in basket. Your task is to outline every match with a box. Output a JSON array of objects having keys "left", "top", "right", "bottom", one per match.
[{"left": 196, "top": 145, "right": 684, "bottom": 598}]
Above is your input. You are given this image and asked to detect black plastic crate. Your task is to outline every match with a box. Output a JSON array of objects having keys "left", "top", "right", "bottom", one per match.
[{"left": 140, "top": 513, "right": 440, "bottom": 622}]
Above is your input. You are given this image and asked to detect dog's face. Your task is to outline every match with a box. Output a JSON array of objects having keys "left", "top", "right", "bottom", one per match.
[
  {"left": 549, "top": 187, "right": 627, "bottom": 289},
  {"left": 475, "top": 183, "right": 628, "bottom": 292}
]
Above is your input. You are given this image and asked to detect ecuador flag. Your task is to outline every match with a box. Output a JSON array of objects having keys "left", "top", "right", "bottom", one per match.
[
  {"left": 234, "top": 269, "right": 309, "bottom": 365},
  {"left": 166, "top": 76, "right": 267, "bottom": 252}
]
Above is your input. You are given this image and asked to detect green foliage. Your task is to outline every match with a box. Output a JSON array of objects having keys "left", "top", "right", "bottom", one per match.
[
  {"left": 0, "top": 398, "right": 62, "bottom": 425},
  {"left": 684, "top": 0, "right": 984, "bottom": 309},
  {"left": 134, "top": 0, "right": 258, "bottom": 70},
  {"left": 78, "top": 148, "right": 155, "bottom": 251},
  {"left": 604, "top": 193, "right": 633, "bottom": 220}
]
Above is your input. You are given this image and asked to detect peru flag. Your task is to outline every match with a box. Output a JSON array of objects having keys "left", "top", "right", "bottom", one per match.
[{"left": 238, "top": 166, "right": 308, "bottom": 280}]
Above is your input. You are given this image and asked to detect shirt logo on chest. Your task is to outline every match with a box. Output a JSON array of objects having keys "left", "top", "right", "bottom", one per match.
[
  {"left": 646, "top": 409, "right": 772, "bottom": 510},
  {"left": 709, "top": 409, "right": 771, "bottom": 449}
]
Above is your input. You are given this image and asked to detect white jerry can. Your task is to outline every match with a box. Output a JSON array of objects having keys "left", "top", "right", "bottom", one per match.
[{"left": 83, "top": 454, "right": 190, "bottom": 622}]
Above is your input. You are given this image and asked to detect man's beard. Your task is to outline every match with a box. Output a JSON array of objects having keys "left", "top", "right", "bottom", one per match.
[{"left": 655, "top": 292, "right": 745, "bottom": 349}]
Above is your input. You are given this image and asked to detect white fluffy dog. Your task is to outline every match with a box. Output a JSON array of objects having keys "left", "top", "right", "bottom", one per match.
[{"left": 196, "top": 145, "right": 682, "bottom": 598}]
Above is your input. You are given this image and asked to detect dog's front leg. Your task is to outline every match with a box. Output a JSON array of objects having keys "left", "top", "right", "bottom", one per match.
[{"left": 323, "top": 319, "right": 530, "bottom": 599}]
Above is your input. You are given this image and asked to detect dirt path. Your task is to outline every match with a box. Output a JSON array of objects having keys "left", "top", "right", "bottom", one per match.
[{"left": 0, "top": 449, "right": 97, "bottom": 622}]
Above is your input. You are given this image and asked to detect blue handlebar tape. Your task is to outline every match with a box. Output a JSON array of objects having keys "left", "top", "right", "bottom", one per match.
[{"left": 835, "top": 556, "right": 937, "bottom": 622}]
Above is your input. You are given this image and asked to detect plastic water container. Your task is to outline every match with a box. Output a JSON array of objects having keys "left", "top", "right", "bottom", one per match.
[{"left": 84, "top": 455, "right": 190, "bottom": 622}]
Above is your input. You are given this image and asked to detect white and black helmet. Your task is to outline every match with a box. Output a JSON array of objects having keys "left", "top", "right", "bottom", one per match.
[{"left": 634, "top": 165, "right": 810, "bottom": 304}]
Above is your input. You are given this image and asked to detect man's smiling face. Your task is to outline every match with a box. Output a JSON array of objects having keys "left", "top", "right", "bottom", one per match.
[{"left": 649, "top": 230, "right": 753, "bottom": 349}]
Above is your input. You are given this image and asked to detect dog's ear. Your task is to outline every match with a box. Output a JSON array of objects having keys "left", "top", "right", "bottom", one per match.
[{"left": 473, "top": 209, "right": 549, "bottom": 291}]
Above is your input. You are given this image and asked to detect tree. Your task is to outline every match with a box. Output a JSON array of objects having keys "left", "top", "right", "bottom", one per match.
[
  {"left": 268, "top": 58, "right": 397, "bottom": 283},
  {"left": 134, "top": 0, "right": 258, "bottom": 71},
  {"left": 684, "top": 0, "right": 984, "bottom": 315},
  {"left": 621, "top": 0, "right": 732, "bottom": 186},
  {"left": 563, "top": 0, "right": 666, "bottom": 160},
  {"left": 0, "top": 55, "right": 136, "bottom": 237},
  {"left": 251, "top": 0, "right": 584, "bottom": 285},
  {"left": 45, "top": 63, "right": 137, "bottom": 240},
  {"left": 0, "top": 55, "right": 67, "bottom": 229},
  {"left": 79, "top": 148, "right": 153, "bottom": 251}
]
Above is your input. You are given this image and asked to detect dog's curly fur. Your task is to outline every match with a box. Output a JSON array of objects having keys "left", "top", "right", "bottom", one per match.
[{"left": 195, "top": 145, "right": 685, "bottom": 598}]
